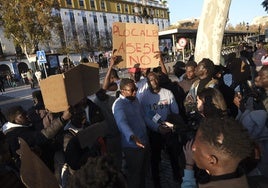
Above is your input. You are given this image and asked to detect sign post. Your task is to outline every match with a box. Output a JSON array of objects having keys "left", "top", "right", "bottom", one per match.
[
  {"left": 177, "top": 38, "right": 187, "bottom": 62},
  {"left": 36, "top": 50, "right": 48, "bottom": 78}
]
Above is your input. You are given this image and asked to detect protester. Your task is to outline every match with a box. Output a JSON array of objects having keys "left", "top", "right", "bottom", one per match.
[
  {"left": 53, "top": 97, "right": 106, "bottom": 187},
  {"left": 6, "top": 74, "right": 12, "bottom": 87},
  {"left": 185, "top": 58, "right": 218, "bottom": 113},
  {"left": 0, "top": 131, "right": 26, "bottom": 188},
  {"left": 138, "top": 72, "right": 181, "bottom": 187},
  {"left": 173, "top": 60, "right": 186, "bottom": 80},
  {"left": 233, "top": 75, "right": 268, "bottom": 178},
  {"left": 226, "top": 57, "right": 251, "bottom": 93},
  {"left": 61, "top": 105, "right": 90, "bottom": 187},
  {"left": 1, "top": 105, "right": 71, "bottom": 172},
  {"left": 94, "top": 88, "right": 122, "bottom": 170},
  {"left": 254, "top": 65, "right": 268, "bottom": 111},
  {"left": 26, "top": 69, "right": 35, "bottom": 89},
  {"left": 136, "top": 51, "right": 167, "bottom": 99},
  {"left": 27, "top": 90, "right": 54, "bottom": 130},
  {"left": 67, "top": 155, "right": 127, "bottom": 188},
  {"left": 197, "top": 88, "right": 227, "bottom": 118},
  {"left": 152, "top": 59, "right": 187, "bottom": 121},
  {"left": 112, "top": 78, "right": 170, "bottom": 188},
  {"left": 21, "top": 71, "right": 27, "bottom": 85},
  {"left": 178, "top": 61, "right": 198, "bottom": 94},
  {"left": 253, "top": 41, "right": 267, "bottom": 71},
  {"left": 181, "top": 117, "right": 254, "bottom": 188},
  {"left": 213, "top": 65, "right": 238, "bottom": 117},
  {"left": 102, "top": 56, "right": 121, "bottom": 97},
  {"left": 35, "top": 70, "right": 42, "bottom": 84}
]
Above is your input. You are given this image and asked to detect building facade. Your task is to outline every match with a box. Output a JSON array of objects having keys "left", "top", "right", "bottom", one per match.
[
  {"left": 57, "top": 0, "right": 170, "bottom": 52},
  {"left": 0, "top": 0, "right": 170, "bottom": 75}
]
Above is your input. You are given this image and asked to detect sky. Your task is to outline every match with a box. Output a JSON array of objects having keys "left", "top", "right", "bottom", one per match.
[{"left": 168, "top": 0, "right": 267, "bottom": 26}]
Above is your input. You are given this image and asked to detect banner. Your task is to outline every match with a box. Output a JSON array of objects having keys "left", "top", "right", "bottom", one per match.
[{"left": 112, "top": 22, "right": 159, "bottom": 68}]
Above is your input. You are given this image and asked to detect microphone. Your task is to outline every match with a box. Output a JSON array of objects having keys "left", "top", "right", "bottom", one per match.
[{"left": 147, "top": 111, "right": 174, "bottom": 129}]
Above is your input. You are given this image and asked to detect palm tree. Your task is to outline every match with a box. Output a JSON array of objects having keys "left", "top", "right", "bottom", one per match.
[{"left": 262, "top": 0, "right": 268, "bottom": 12}]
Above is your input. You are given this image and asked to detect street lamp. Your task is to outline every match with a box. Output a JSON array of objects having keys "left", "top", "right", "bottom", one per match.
[
  {"left": 258, "top": 24, "right": 261, "bottom": 41},
  {"left": 246, "top": 22, "right": 249, "bottom": 42},
  {"left": 134, "top": 0, "right": 154, "bottom": 24}
]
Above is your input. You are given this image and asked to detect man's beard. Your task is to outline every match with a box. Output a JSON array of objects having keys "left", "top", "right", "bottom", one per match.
[{"left": 149, "top": 85, "right": 160, "bottom": 93}]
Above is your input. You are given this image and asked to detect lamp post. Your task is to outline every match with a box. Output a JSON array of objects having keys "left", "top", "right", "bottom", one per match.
[
  {"left": 258, "top": 24, "right": 261, "bottom": 41},
  {"left": 246, "top": 22, "right": 249, "bottom": 42}
]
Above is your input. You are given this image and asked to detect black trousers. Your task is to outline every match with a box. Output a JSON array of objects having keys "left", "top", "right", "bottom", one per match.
[{"left": 149, "top": 130, "right": 181, "bottom": 188}]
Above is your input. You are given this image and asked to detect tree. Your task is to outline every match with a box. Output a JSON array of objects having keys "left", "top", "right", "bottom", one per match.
[
  {"left": 0, "top": 0, "right": 61, "bottom": 59},
  {"left": 195, "top": 0, "right": 231, "bottom": 65},
  {"left": 262, "top": 0, "right": 268, "bottom": 12}
]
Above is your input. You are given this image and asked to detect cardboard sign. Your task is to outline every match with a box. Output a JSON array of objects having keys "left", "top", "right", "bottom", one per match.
[
  {"left": 40, "top": 63, "right": 99, "bottom": 112},
  {"left": 78, "top": 121, "right": 108, "bottom": 149},
  {"left": 17, "top": 138, "right": 59, "bottom": 188},
  {"left": 112, "top": 22, "right": 159, "bottom": 68}
]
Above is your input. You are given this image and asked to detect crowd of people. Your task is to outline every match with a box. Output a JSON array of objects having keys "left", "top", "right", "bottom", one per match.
[
  {"left": 0, "top": 41, "right": 268, "bottom": 188},
  {"left": 0, "top": 68, "right": 40, "bottom": 95}
]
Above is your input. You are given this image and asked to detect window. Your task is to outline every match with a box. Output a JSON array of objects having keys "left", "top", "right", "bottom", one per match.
[
  {"left": 126, "top": 15, "right": 129, "bottom": 22},
  {"left": 118, "top": 15, "right": 122, "bottom": 22},
  {"left": 103, "top": 14, "right": 107, "bottom": 24},
  {"left": 101, "top": 1, "right": 106, "bottom": 10},
  {"left": 82, "top": 16, "right": 87, "bottom": 23},
  {"left": 69, "top": 11, "right": 75, "bottom": 22},
  {"left": 90, "top": 0, "right": 95, "bottom": 9},
  {"left": 125, "top": 5, "right": 128, "bottom": 13},
  {"left": 93, "top": 12, "right": 97, "bottom": 23},
  {"left": 66, "top": 0, "right": 72, "bottom": 5},
  {"left": 117, "top": 3, "right": 121, "bottom": 12},
  {"left": 79, "top": 0, "right": 84, "bottom": 7}
]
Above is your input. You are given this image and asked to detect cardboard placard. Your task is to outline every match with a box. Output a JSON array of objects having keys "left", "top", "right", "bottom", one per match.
[
  {"left": 40, "top": 63, "right": 99, "bottom": 112},
  {"left": 78, "top": 121, "right": 108, "bottom": 149},
  {"left": 17, "top": 138, "right": 59, "bottom": 188},
  {"left": 112, "top": 22, "right": 159, "bottom": 68}
]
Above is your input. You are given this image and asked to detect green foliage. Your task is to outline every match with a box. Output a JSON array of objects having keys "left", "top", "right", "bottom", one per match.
[
  {"left": 262, "top": 0, "right": 268, "bottom": 12},
  {"left": 0, "top": 0, "right": 61, "bottom": 55}
]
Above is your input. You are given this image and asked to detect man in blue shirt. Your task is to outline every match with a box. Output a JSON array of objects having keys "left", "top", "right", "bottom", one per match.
[
  {"left": 138, "top": 72, "right": 181, "bottom": 187},
  {"left": 112, "top": 78, "right": 170, "bottom": 188}
]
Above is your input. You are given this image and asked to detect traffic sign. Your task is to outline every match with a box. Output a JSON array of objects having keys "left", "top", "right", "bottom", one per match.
[
  {"left": 178, "top": 38, "right": 187, "bottom": 48},
  {"left": 36, "top": 50, "right": 47, "bottom": 64}
]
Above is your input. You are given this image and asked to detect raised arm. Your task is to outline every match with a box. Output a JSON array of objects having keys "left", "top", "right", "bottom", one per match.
[
  {"left": 155, "top": 51, "right": 168, "bottom": 75},
  {"left": 102, "top": 56, "right": 117, "bottom": 90}
]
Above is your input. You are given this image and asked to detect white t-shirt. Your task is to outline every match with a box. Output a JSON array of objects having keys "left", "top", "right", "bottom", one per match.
[{"left": 138, "top": 88, "right": 179, "bottom": 121}]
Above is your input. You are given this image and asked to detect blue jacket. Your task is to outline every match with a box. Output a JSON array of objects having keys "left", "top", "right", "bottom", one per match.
[{"left": 112, "top": 95, "right": 158, "bottom": 148}]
